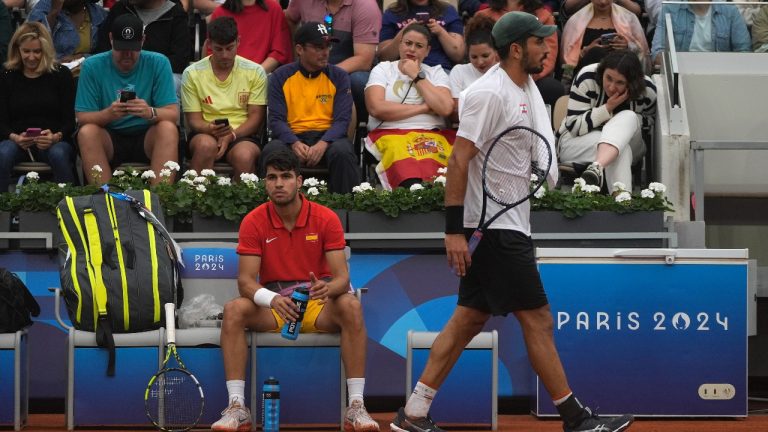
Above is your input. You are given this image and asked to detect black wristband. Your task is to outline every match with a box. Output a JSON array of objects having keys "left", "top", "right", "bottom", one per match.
[{"left": 444, "top": 205, "right": 464, "bottom": 234}]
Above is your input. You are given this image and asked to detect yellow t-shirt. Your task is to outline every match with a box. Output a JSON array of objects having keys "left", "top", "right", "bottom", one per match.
[{"left": 181, "top": 55, "right": 267, "bottom": 129}]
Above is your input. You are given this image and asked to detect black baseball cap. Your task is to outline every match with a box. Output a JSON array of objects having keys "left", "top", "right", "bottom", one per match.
[
  {"left": 491, "top": 11, "right": 556, "bottom": 48},
  {"left": 111, "top": 14, "right": 144, "bottom": 51},
  {"left": 294, "top": 22, "right": 339, "bottom": 45}
]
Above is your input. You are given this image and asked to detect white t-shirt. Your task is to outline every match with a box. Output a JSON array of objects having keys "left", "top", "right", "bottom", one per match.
[
  {"left": 689, "top": 7, "right": 714, "bottom": 52},
  {"left": 449, "top": 63, "right": 484, "bottom": 99},
  {"left": 365, "top": 61, "right": 451, "bottom": 130},
  {"left": 457, "top": 63, "right": 544, "bottom": 235}
]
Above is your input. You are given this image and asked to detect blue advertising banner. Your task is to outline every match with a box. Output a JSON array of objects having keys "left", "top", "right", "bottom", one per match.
[{"left": 535, "top": 251, "right": 748, "bottom": 417}]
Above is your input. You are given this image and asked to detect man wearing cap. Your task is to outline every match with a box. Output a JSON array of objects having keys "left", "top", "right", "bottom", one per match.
[
  {"left": 181, "top": 16, "right": 266, "bottom": 179},
  {"left": 391, "top": 12, "right": 635, "bottom": 432},
  {"left": 75, "top": 13, "right": 179, "bottom": 184},
  {"left": 260, "top": 21, "right": 360, "bottom": 194}
]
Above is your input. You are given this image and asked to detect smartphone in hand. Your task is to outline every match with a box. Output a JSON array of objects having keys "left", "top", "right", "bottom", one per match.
[
  {"left": 600, "top": 33, "right": 618, "bottom": 45},
  {"left": 415, "top": 12, "right": 430, "bottom": 23},
  {"left": 119, "top": 90, "right": 136, "bottom": 103},
  {"left": 214, "top": 118, "right": 230, "bottom": 126},
  {"left": 25, "top": 128, "right": 42, "bottom": 137}
]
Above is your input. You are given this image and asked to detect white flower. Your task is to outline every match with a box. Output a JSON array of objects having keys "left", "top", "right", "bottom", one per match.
[
  {"left": 240, "top": 173, "right": 258, "bottom": 183},
  {"left": 131, "top": 170, "right": 140, "bottom": 176},
  {"left": 183, "top": 169, "right": 198, "bottom": 178},
  {"left": 574, "top": 178, "right": 586, "bottom": 187},
  {"left": 200, "top": 169, "right": 216, "bottom": 177},
  {"left": 613, "top": 182, "right": 627, "bottom": 191},
  {"left": 434, "top": 175, "right": 446, "bottom": 185},
  {"left": 533, "top": 187, "right": 546, "bottom": 199},
  {"left": 58, "top": 183, "right": 67, "bottom": 188},
  {"left": 217, "top": 177, "right": 232, "bottom": 186},
  {"left": 306, "top": 187, "right": 319, "bottom": 196},
  {"left": 352, "top": 182, "right": 373, "bottom": 193},
  {"left": 582, "top": 185, "right": 601, "bottom": 194},
  {"left": 196, "top": 184, "right": 207, "bottom": 193},
  {"left": 180, "top": 178, "right": 194, "bottom": 186},
  {"left": 159, "top": 169, "right": 172, "bottom": 178},
  {"left": 530, "top": 173, "right": 539, "bottom": 183},
  {"left": 615, "top": 191, "right": 632, "bottom": 203},
  {"left": 649, "top": 182, "right": 666, "bottom": 194},
  {"left": 112, "top": 170, "right": 125, "bottom": 177},
  {"left": 320, "top": 180, "right": 327, "bottom": 186},
  {"left": 163, "top": 161, "right": 181, "bottom": 171},
  {"left": 193, "top": 176, "right": 207, "bottom": 184},
  {"left": 641, "top": 189, "right": 655, "bottom": 199},
  {"left": 91, "top": 165, "right": 103, "bottom": 173},
  {"left": 437, "top": 167, "right": 447, "bottom": 174},
  {"left": 303, "top": 177, "right": 320, "bottom": 187},
  {"left": 409, "top": 183, "right": 424, "bottom": 192},
  {"left": 141, "top": 170, "right": 156, "bottom": 179},
  {"left": 26, "top": 171, "right": 39, "bottom": 180}
]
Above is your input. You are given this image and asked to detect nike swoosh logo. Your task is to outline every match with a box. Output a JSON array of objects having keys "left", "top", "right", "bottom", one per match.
[{"left": 266, "top": 237, "right": 277, "bottom": 243}]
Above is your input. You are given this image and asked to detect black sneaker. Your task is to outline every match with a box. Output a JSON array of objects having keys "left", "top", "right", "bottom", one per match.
[
  {"left": 565, "top": 407, "right": 634, "bottom": 432},
  {"left": 390, "top": 407, "right": 444, "bottom": 432},
  {"left": 581, "top": 162, "right": 603, "bottom": 187}
]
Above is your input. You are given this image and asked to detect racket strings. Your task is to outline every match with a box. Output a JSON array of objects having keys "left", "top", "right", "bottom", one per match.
[
  {"left": 147, "top": 369, "right": 203, "bottom": 431},
  {"left": 484, "top": 128, "right": 544, "bottom": 205}
]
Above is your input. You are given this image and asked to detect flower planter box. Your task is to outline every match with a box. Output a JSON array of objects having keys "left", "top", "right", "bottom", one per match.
[
  {"left": 346, "top": 211, "right": 444, "bottom": 250},
  {"left": 0, "top": 212, "right": 9, "bottom": 249},
  {"left": 531, "top": 210, "right": 667, "bottom": 248},
  {"left": 191, "top": 214, "right": 241, "bottom": 233},
  {"left": 18, "top": 211, "right": 59, "bottom": 250}
]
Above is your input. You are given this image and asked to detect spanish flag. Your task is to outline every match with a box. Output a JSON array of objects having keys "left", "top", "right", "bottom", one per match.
[{"left": 365, "top": 128, "right": 456, "bottom": 190}]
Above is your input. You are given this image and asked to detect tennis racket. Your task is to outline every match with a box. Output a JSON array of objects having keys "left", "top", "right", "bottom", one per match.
[
  {"left": 145, "top": 303, "right": 204, "bottom": 431},
  {"left": 466, "top": 125, "right": 553, "bottom": 254}
]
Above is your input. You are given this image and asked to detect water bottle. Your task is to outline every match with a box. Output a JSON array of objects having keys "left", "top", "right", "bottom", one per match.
[
  {"left": 262, "top": 377, "right": 280, "bottom": 432},
  {"left": 281, "top": 286, "right": 309, "bottom": 340}
]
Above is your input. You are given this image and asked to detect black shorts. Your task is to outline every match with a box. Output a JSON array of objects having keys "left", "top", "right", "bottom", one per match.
[
  {"left": 458, "top": 229, "right": 548, "bottom": 316},
  {"left": 186, "top": 131, "right": 262, "bottom": 159},
  {"left": 109, "top": 129, "right": 149, "bottom": 167}
]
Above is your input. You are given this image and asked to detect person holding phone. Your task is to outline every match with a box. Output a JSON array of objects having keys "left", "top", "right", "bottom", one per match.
[
  {"left": 0, "top": 22, "right": 77, "bottom": 192},
  {"left": 181, "top": 17, "right": 267, "bottom": 179},
  {"left": 557, "top": 50, "right": 657, "bottom": 193},
  {"left": 378, "top": 0, "right": 465, "bottom": 71},
  {"left": 75, "top": 14, "right": 179, "bottom": 185}
]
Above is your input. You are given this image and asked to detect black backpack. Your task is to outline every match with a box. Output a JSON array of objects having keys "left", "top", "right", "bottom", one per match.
[{"left": 0, "top": 268, "right": 41, "bottom": 332}]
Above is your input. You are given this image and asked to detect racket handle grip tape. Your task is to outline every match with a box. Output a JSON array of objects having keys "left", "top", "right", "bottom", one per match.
[
  {"left": 467, "top": 230, "right": 483, "bottom": 255},
  {"left": 164, "top": 303, "right": 176, "bottom": 344}
]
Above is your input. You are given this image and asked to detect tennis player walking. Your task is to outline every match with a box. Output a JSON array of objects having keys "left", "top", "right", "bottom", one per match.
[{"left": 390, "top": 12, "right": 634, "bottom": 432}]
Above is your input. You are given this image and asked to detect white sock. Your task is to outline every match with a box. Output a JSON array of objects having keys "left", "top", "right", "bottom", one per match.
[
  {"left": 347, "top": 378, "right": 365, "bottom": 405},
  {"left": 553, "top": 392, "right": 573, "bottom": 406},
  {"left": 404, "top": 381, "right": 437, "bottom": 419},
  {"left": 226, "top": 380, "right": 246, "bottom": 406}
]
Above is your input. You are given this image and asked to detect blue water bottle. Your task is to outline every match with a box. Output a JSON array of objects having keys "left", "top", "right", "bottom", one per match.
[
  {"left": 262, "top": 377, "right": 280, "bottom": 432},
  {"left": 281, "top": 286, "right": 309, "bottom": 340}
]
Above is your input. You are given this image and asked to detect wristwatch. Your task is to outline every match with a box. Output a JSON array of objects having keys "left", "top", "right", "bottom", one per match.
[{"left": 413, "top": 70, "right": 426, "bottom": 84}]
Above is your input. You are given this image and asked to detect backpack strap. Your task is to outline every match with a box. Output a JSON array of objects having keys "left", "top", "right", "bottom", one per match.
[{"left": 83, "top": 208, "right": 116, "bottom": 376}]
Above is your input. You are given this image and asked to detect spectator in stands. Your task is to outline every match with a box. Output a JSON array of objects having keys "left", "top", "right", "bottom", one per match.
[
  {"left": 0, "top": 22, "right": 76, "bottom": 191},
  {"left": 285, "top": 0, "right": 381, "bottom": 127},
  {"left": 475, "top": 2, "right": 564, "bottom": 105},
  {"left": 182, "top": 17, "right": 266, "bottom": 178},
  {"left": 0, "top": 2, "right": 11, "bottom": 63},
  {"left": 650, "top": 1, "right": 751, "bottom": 64},
  {"left": 214, "top": 149, "right": 380, "bottom": 432},
  {"left": 28, "top": 0, "right": 108, "bottom": 64},
  {"left": 365, "top": 23, "right": 454, "bottom": 190},
  {"left": 378, "top": 0, "right": 465, "bottom": 71},
  {"left": 561, "top": 0, "right": 642, "bottom": 20},
  {"left": 75, "top": 14, "right": 178, "bottom": 185},
  {"left": 261, "top": 21, "right": 360, "bottom": 194},
  {"left": 560, "top": 0, "right": 649, "bottom": 85},
  {"left": 209, "top": 0, "right": 292, "bottom": 73},
  {"left": 753, "top": 4, "right": 768, "bottom": 52},
  {"left": 557, "top": 50, "right": 656, "bottom": 193},
  {"left": 448, "top": 15, "right": 497, "bottom": 121},
  {"left": 3, "top": 0, "right": 39, "bottom": 14},
  {"left": 96, "top": 0, "right": 190, "bottom": 77}
]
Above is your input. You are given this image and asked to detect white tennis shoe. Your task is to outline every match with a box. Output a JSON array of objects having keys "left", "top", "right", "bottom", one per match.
[
  {"left": 211, "top": 401, "right": 252, "bottom": 432},
  {"left": 344, "top": 399, "right": 380, "bottom": 432}
]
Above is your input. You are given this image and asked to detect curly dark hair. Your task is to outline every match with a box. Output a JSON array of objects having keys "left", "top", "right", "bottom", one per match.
[
  {"left": 464, "top": 14, "right": 495, "bottom": 48},
  {"left": 387, "top": 0, "right": 448, "bottom": 18},
  {"left": 596, "top": 50, "right": 647, "bottom": 100},
  {"left": 488, "top": 0, "right": 543, "bottom": 14}
]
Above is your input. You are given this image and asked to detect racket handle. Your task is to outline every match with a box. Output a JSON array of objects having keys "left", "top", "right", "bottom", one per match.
[
  {"left": 467, "top": 230, "right": 483, "bottom": 255},
  {"left": 164, "top": 303, "right": 176, "bottom": 345}
]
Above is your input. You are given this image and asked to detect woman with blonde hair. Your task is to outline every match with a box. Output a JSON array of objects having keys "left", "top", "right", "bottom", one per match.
[{"left": 0, "top": 22, "right": 76, "bottom": 192}]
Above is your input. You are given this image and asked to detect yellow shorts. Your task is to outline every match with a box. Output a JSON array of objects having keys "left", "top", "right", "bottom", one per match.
[{"left": 271, "top": 299, "right": 327, "bottom": 333}]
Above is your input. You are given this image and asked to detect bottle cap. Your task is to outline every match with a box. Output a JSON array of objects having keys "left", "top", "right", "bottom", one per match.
[{"left": 265, "top": 377, "right": 279, "bottom": 384}]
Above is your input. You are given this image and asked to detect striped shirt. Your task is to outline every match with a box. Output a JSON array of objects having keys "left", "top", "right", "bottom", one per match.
[{"left": 558, "top": 63, "right": 657, "bottom": 138}]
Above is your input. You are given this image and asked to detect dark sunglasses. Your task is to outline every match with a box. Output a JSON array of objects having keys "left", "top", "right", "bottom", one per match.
[{"left": 323, "top": 13, "right": 333, "bottom": 35}]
